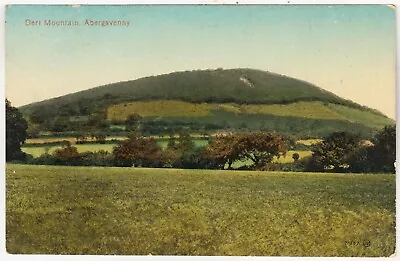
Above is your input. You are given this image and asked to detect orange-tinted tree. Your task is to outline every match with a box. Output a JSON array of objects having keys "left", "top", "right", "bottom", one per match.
[
  {"left": 204, "top": 133, "right": 241, "bottom": 169},
  {"left": 205, "top": 132, "right": 287, "bottom": 170},
  {"left": 113, "top": 135, "right": 163, "bottom": 167},
  {"left": 52, "top": 145, "right": 80, "bottom": 165},
  {"left": 236, "top": 132, "right": 287, "bottom": 170}
]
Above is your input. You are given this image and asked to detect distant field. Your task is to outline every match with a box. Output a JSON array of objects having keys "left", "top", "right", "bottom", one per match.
[
  {"left": 6, "top": 164, "right": 395, "bottom": 256},
  {"left": 106, "top": 100, "right": 362, "bottom": 121},
  {"left": 26, "top": 136, "right": 126, "bottom": 145},
  {"left": 22, "top": 139, "right": 210, "bottom": 158},
  {"left": 236, "top": 101, "right": 344, "bottom": 120},
  {"left": 275, "top": 150, "right": 312, "bottom": 163},
  {"left": 296, "top": 139, "right": 323, "bottom": 146},
  {"left": 327, "top": 104, "right": 394, "bottom": 129},
  {"left": 156, "top": 139, "right": 210, "bottom": 149},
  {"left": 22, "top": 144, "right": 117, "bottom": 157},
  {"left": 231, "top": 150, "right": 313, "bottom": 168},
  {"left": 108, "top": 100, "right": 212, "bottom": 120}
]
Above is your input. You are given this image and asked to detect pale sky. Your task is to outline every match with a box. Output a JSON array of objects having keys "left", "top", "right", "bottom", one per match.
[{"left": 5, "top": 5, "right": 396, "bottom": 118}]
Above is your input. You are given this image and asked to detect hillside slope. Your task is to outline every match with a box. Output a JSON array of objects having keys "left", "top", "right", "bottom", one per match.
[
  {"left": 20, "top": 68, "right": 382, "bottom": 114},
  {"left": 19, "top": 68, "right": 394, "bottom": 138}
]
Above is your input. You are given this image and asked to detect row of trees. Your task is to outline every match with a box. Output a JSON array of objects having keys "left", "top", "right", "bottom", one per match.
[
  {"left": 24, "top": 126, "right": 396, "bottom": 174},
  {"left": 6, "top": 99, "right": 396, "bottom": 173},
  {"left": 112, "top": 132, "right": 287, "bottom": 170},
  {"left": 307, "top": 126, "right": 396, "bottom": 173}
]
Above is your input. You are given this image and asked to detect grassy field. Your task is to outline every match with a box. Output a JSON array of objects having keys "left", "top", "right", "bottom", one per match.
[
  {"left": 108, "top": 100, "right": 212, "bottom": 120},
  {"left": 231, "top": 150, "right": 313, "bottom": 168},
  {"left": 25, "top": 136, "right": 127, "bottom": 145},
  {"left": 296, "top": 139, "right": 323, "bottom": 146},
  {"left": 107, "top": 100, "right": 349, "bottom": 121},
  {"left": 6, "top": 164, "right": 395, "bottom": 256},
  {"left": 22, "top": 139, "right": 210, "bottom": 158},
  {"left": 275, "top": 150, "right": 312, "bottom": 163},
  {"left": 22, "top": 144, "right": 117, "bottom": 157},
  {"left": 327, "top": 104, "right": 394, "bottom": 129},
  {"left": 238, "top": 101, "right": 343, "bottom": 120}
]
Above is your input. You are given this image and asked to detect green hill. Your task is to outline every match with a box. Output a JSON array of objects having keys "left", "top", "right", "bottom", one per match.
[{"left": 19, "top": 68, "right": 394, "bottom": 138}]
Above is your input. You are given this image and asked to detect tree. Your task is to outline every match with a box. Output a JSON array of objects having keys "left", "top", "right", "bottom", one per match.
[
  {"left": 75, "top": 131, "right": 88, "bottom": 144},
  {"left": 113, "top": 135, "right": 162, "bottom": 167},
  {"left": 292, "top": 153, "right": 300, "bottom": 162},
  {"left": 172, "top": 132, "right": 195, "bottom": 152},
  {"left": 164, "top": 132, "right": 196, "bottom": 168},
  {"left": 29, "top": 109, "right": 46, "bottom": 125},
  {"left": 6, "top": 99, "right": 28, "bottom": 161},
  {"left": 125, "top": 113, "right": 142, "bottom": 133},
  {"left": 348, "top": 125, "right": 396, "bottom": 173},
  {"left": 309, "top": 132, "right": 360, "bottom": 172},
  {"left": 51, "top": 116, "right": 71, "bottom": 132},
  {"left": 235, "top": 132, "right": 287, "bottom": 170},
  {"left": 26, "top": 119, "right": 41, "bottom": 138},
  {"left": 91, "top": 131, "right": 107, "bottom": 144},
  {"left": 52, "top": 145, "right": 80, "bottom": 165},
  {"left": 370, "top": 125, "right": 396, "bottom": 172},
  {"left": 204, "top": 133, "right": 241, "bottom": 169},
  {"left": 204, "top": 132, "right": 287, "bottom": 170}
]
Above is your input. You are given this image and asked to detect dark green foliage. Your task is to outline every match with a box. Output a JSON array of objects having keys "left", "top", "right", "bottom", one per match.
[
  {"left": 347, "top": 147, "right": 374, "bottom": 173},
  {"left": 51, "top": 116, "right": 71, "bottom": 132},
  {"left": 29, "top": 109, "right": 47, "bottom": 125},
  {"left": 162, "top": 132, "right": 200, "bottom": 168},
  {"left": 26, "top": 150, "right": 114, "bottom": 166},
  {"left": 76, "top": 151, "right": 114, "bottom": 167},
  {"left": 141, "top": 111, "right": 379, "bottom": 139},
  {"left": 292, "top": 152, "right": 300, "bottom": 162},
  {"left": 308, "top": 132, "right": 360, "bottom": 172},
  {"left": 6, "top": 99, "right": 28, "bottom": 161},
  {"left": 125, "top": 113, "right": 142, "bottom": 133},
  {"left": 27, "top": 154, "right": 57, "bottom": 165},
  {"left": 85, "top": 111, "right": 109, "bottom": 130},
  {"left": 178, "top": 147, "right": 208, "bottom": 169},
  {"left": 370, "top": 125, "right": 396, "bottom": 173},
  {"left": 75, "top": 131, "right": 89, "bottom": 144},
  {"left": 91, "top": 131, "right": 107, "bottom": 144},
  {"left": 171, "top": 132, "right": 195, "bottom": 152},
  {"left": 349, "top": 125, "right": 396, "bottom": 173},
  {"left": 26, "top": 124, "right": 40, "bottom": 138}
]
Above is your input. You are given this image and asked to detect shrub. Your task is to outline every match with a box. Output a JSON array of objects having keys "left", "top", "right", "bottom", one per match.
[
  {"left": 52, "top": 145, "right": 80, "bottom": 165},
  {"left": 292, "top": 153, "right": 300, "bottom": 162},
  {"left": 77, "top": 150, "right": 114, "bottom": 166},
  {"left": 113, "top": 135, "right": 163, "bottom": 167},
  {"left": 30, "top": 154, "right": 58, "bottom": 165},
  {"left": 348, "top": 125, "right": 396, "bottom": 173},
  {"left": 308, "top": 132, "right": 360, "bottom": 172}
]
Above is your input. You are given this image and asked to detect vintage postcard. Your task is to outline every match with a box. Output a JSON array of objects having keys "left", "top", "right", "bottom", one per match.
[{"left": 4, "top": 3, "right": 396, "bottom": 257}]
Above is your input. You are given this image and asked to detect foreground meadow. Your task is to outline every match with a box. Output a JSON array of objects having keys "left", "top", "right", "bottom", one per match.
[{"left": 6, "top": 164, "right": 395, "bottom": 256}]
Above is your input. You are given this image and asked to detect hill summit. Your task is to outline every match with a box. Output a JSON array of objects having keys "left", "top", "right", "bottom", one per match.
[
  {"left": 22, "top": 68, "right": 371, "bottom": 109},
  {"left": 20, "top": 68, "right": 394, "bottom": 138}
]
